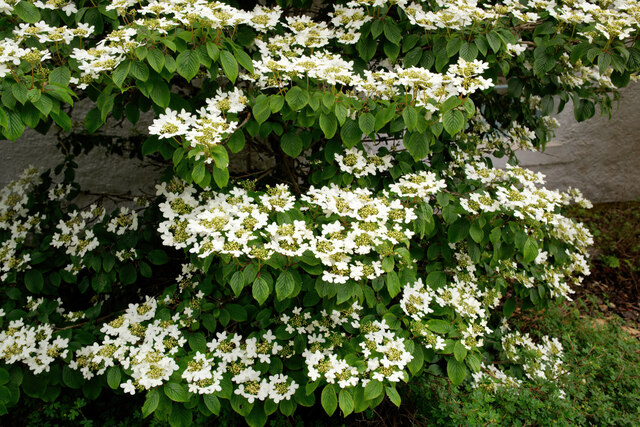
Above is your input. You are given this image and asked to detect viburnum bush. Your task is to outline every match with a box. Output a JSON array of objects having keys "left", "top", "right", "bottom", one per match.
[{"left": 0, "top": 0, "right": 638, "bottom": 425}]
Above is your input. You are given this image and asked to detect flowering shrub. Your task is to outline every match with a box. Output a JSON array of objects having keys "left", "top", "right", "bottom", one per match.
[{"left": 0, "top": 0, "right": 637, "bottom": 425}]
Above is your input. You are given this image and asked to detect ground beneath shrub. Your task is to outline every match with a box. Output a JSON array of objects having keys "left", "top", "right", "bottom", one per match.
[{"left": 569, "top": 201, "right": 640, "bottom": 326}]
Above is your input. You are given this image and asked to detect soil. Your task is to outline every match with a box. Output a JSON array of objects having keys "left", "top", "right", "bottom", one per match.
[{"left": 569, "top": 201, "right": 640, "bottom": 326}]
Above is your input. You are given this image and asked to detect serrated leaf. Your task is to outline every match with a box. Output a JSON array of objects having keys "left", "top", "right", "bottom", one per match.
[
  {"left": 454, "top": 340, "right": 467, "bottom": 362},
  {"left": 233, "top": 49, "right": 254, "bottom": 74},
  {"left": 112, "top": 60, "right": 131, "bottom": 88},
  {"left": 321, "top": 385, "right": 337, "bottom": 416},
  {"left": 522, "top": 237, "right": 538, "bottom": 263},
  {"left": 192, "top": 163, "right": 206, "bottom": 184},
  {"left": 319, "top": 113, "right": 337, "bottom": 139},
  {"left": 386, "top": 387, "right": 401, "bottom": 407},
  {"left": 164, "top": 382, "right": 189, "bottom": 402},
  {"left": 25, "top": 269, "right": 43, "bottom": 293},
  {"left": 106, "top": 366, "right": 121, "bottom": 389},
  {"left": 252, "top": 276, "right": 269, "bottom": 305},
  {"left": 177, "top": 50, "right": 200, "bottom": 81},
  {"left": 141, "top": 389, "right": 160, "bottom": 418},
  {"left": 203, "top": 394, "right": 221, "bottom": 415},
  {"left": 275, "top": 271, "right": 295, "bottom": 301},
  {"left": 339, "top": 389, "right": 354, "bottom": 416},
  {"left": 14, "top": 1, "right": 40, "bottom": 23},
  {"left": 220, "top": 50, "right": 238, "bottom": 83},
  {"left": 252, "top": 95, "right": 270, "bottom": 124},
  {"left": 212, "top": 166, "right": 229, "bottom": 188},
  {"left": 442, "top": 109, "right": 465, "bottom": 136},
  {"left": 340, "top": 119, "right": 362, "bottom": 148},
  {"left": 358, "top": 112, "right": 375, "bottom": 135},
  {"left": 281, "top": 132, "right": 303, "bottom": 158},
  {"left": 364, "top": 380, "right": 383, "bottom": 401},
  {"left": 447, "top": 358, "right": 467, "bottom": 385},
  {"left": 147, "top": 49, "right": 165, "bottom": 73},
  {"left": 285, "top": 86, "right": 309, "bottom": 111}
]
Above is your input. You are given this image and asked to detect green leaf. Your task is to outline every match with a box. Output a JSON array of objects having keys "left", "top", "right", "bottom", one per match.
[
  {"left": 0, "top": 107, "right": 7, "bottom": 129},
  {"left": 177, "top": 50, "right": 200, "bottom": 81},
  {"left": 227, "top": 130, "right": 245, "bottom": 153},
  {"left": 503, "top": 297, "right": 517, "bottom": 317},
  {"left": 203, "top": 394, "right": 221, "bottom": 415},
  {"left": 252, "top": 95, "right": 271, "bottom": 124},
  {"left": 573, "top": 98, "right": 595, "bottom": 122},
  {"left": 426, "top": 271, "right": 446, "bottom": 288},
  {"left": 487, "top": 32, "right": 502, "bottom": 53},
  {"left": 358, "top": 112, "right": 375, "bottom": 135},
  {"left": 234, "top": 49, "right": 254, "bottom": 74},
  {"left": 229, "top": 271, "right": 245, "bottom": 297},
  {"left": 522, "top": 237, "right": 538, "bottom": 263},
  {"left": 275, "top": 271, "right": 295, "bottom": 301},
  {"left": 164, "top": 382, "right": 189, "bottom": 402},
  {"left": 427, "top": 319, "right": 453, "bottom": 334},
  {"left": 321, "top": 385, "right": 337, "bottom": 416},
  {"left": 112, "top": 60, "right": 131, "bottom": 88},
  {"left": 212, "top": 166, "right": 229, "bottom": 188},
  {"left": 14, "top": 1, "right": 40, "bottom": 23},
  {"left": 252, "top": 276, "right": 269, "bottom": 305},
  {"left": 364, "top": 380, "right": 383, "bottom": 401},
  {"left": 403, "top": 106, "right": 418, "bottom": 131},
  {"left": 220, "top": 50, "right": 238, "bottom": 83},
  {"left": 281, "top": 132, "right": 303, "bottom": 158},
  {"left": 188, "top": 332, "right": 207, "bottom": 353},
  {"left": 25, "top": 269, "right": 43, "bottom": 294},
  {"left": 142, "top": 389, "right": 160, "bottom": 418},
  {"left": 192, "top": 163, "right": 206, "bottom": 185},
  {"left": 49, "top": 67, "right": 71, "bottom": 86},
  {"left": 339, "top": 389, "right": 354, "bottom": 416},
  {"left": 3, "top": 111, "right": 24, "bottom": 140},
  {"left": 150, "top": 82, "right": 170, "bottom": 109},
  {"left": 447, "top": 358, "right": 467, "bottom": 385},
  {"left": 147, "top": 49, "right": 165, "bottom": 73},
  {"left": 404, "top": 131, "right": 430, "bottom": 160},
  {"left": 386, "top": 271, "right": 401, "bottom": 298},
  {"left": 118, "top": 263, "right": 137, "bottom": 285},
  {"left": 448, "top": 220, "right": 469, "bottom": 243},
  {"left": 383, "top": 19, "right": 401, "bottom": 45},
  {"left": 211, "top": 145, "right": 229, "bottom": 169},
  {"left": 340, "top": 119, "right": 362, "bottom": 148},
  {"left": 459, "top": 42, "right": 478, "bottom": 61},
  {"left": 386, "top": 387, "right": 401, "bottom": 407},
  {"left": 106, "top": 366, "right": 121, "bottom": 389},
  {"left": 469, "top": 222, "right": 483, "bottom": 243},
  {"left": 285, "top": 86, "right": 309, "bottom": 111},
  {"left": 454, "top": 340, "right": 467, "bottom": 362},
  {"left": 442, "top": 109, "right": 465, "bottom": 136},
  {"left": 319, "top": 113, "right": 337, "bottom": 139},
  {"left": 270, "top": 95, "right": 285, "bottom": 113},
  {"left": 147, "top": 249, "right": 169, "bottom": 265},
  {"left": 130, "top": 61, "right": 150, "bottom": 82},
  {"left": 446, "top": 38, "right": 463, "bottom": 57}
]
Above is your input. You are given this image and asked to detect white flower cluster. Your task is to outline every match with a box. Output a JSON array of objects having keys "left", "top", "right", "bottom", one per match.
[
  {"left": 72, "top": 296, "right": 185, "bottom": 389},
  {"left": 67, "top": 293, "right": 412, "bottom": 402},
  {"left": 51, "top": 205, "right": 105, "bottom": 259},
  {"left": 69, "top": 28, "right": 143, "bottom": 89},
  {"left": 0, "top": 319, "right": 69, "bottom": 374},
  {"left": 12, "top": 21, "right": 94, "bottom": 44},
  {"left": 334, "top": 147, "right": 393, "bottom": 178},
  {"left": 106, "top": 207, "right": 139, "bottom": 236},
  {"left": 148, "top": 88, "right": 248, "bottom": 163},
  {"left": 501, "top": 330, "right": 565, "bottom": 381},
  {"left": 156, "top": 171, "right": 444, "bottom": 283},
  {"left": 0, "top": 167, "right": 43, "bottom": 280}
]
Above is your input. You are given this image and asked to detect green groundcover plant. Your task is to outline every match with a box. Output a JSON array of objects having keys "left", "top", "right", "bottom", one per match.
[{"left": 0, "top": 0, "right": 639, "bottom": 425}]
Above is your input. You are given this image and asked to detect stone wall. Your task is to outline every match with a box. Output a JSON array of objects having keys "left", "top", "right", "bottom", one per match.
[{"left": 1, "top": 83, "right": 640, "bottom": 203}]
